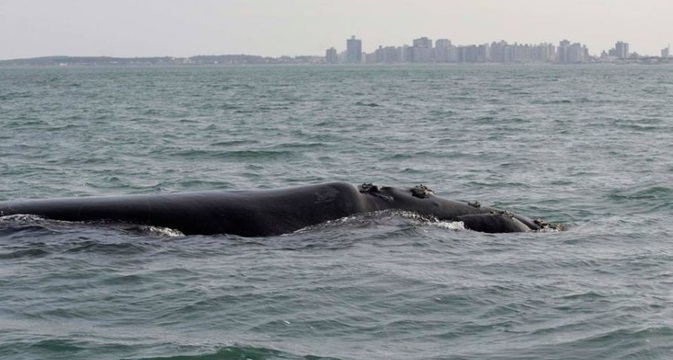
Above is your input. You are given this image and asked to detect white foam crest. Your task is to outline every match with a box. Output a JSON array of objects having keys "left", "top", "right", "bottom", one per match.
[
  {"left": 429, "top": 220, "right": 466, "bottom": 231},
  {"left": 136, "top": 225, "right": 185, "bottom": 237},
  {"left": 293, "top": 210, "right": 469, "bottom": 235},
  {"left": 0, "top": 214, "right": 74, "bottom": 226},
  {"left": 0, "top": 214, "right": 47, "bottom": 223},
  {"left": 535, "top": 226, "right": 564, "bottom": 233},
  {"left": 387, "top": 210, "right": 466, "bottom": 230}
]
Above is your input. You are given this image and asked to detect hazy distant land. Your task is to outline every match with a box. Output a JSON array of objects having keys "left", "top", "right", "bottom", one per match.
[
  {"left": 0, "top": 54, "right": 670, "bottom": 66},
  {"left": 0, "top": 55, "right": 324, "bottom": 66}
]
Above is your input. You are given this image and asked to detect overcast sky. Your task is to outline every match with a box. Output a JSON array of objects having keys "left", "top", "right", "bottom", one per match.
[{"left": 1, "top": 0, "right": 671, "bottom": 60}]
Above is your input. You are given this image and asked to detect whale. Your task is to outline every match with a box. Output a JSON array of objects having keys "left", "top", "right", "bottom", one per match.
[{"left": 0, "top": 182, "right": 558, "bottom": 236}]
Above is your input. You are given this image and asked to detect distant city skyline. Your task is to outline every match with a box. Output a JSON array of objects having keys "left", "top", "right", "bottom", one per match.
[
  {"left": 325, "top": 36, "right": 671, "bottom": 64},
  {"left": 1, "top": 1, "right": 672, "bottom": 60}
]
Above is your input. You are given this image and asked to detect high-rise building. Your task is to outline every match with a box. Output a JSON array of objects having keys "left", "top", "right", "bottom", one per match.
[
  {"left": 458, "top": 45, "right": 479, "bottom": 63},
  {"left": 411, "top": 37, "right": 433, "bottom": 62},
  {"left": 557, "top": 39, "right": 571, "bottom": 63},
  {"left": 435, "top": 39, "right": 452, "bottom": 49},
  {"left": 568, "top": 43, "right": 587, "bottom": 63},
  {"left": 556, "top": 40, "right": 587, "bottom": 63},
  {"left": 434, "top": 39, "right": 452, "bottom": 62},
  {"left": 490, "top": 41, "right": 507, "bottom": 63},
  {"left": 398, "top": 45, "right": 413, "bottom": 63},
  {"left": 413, "top": 37, "right": 433, "bottom": 48},
  {"left": 374, "top": 46, "right": 400, "bottom": 63},
  {"left": 346, "top": 36, "right": 362, "bottom": 63},
  {"left": 477, "top": 44, "right": 490, "bottom": 62},
  {"left": 325, "top": 47, "right": 338, "bottom": 64},
  {"left": 615, "top": 41, "right": 629, "bottom": 59},
  {"left": 662, "top": 46, "right": 670, "bottom": 58}
]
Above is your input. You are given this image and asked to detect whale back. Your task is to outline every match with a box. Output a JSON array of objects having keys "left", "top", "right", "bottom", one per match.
[
  {"left": 0, "top": 182, "right": 544, "bottom": 236},
  {"left": 0, "top": 182, "right": 366, "bottom": 236}
]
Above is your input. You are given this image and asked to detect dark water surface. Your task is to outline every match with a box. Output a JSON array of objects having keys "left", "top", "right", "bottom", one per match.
[{"left": 1, "top": 65, "right": 672, "bottom": 359}]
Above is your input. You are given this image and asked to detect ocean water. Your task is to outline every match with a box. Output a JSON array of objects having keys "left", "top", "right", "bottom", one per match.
[{"left": 1, "top": 64, "right": 672, "bottom": 359}]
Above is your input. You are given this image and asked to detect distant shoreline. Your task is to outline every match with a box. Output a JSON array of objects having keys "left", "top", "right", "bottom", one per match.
[{"left": 1, "top": 55, "right": 671, "bottom": 67}]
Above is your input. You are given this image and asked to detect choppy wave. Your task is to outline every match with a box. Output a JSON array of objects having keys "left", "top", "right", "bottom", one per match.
[{"left": 1, "top": 64, "right": 673, "bottom": 359}]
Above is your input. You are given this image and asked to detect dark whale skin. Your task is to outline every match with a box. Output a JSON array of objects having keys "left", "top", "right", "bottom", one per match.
[{"left": 0, "top": 182, "right": 542, "bottom": 236}]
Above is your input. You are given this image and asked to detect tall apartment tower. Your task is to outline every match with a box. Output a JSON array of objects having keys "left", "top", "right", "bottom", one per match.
[
  {"left": 557, "top": 39, "right": 571, "bottom": 63},
  {"left": 346, "top": 36, "right": 363, "bottom": 63},
  {"left": 615, "top": 41, "right": 630, "bottom": 59},
  {"left": 435, "top": 39, "right": 452, "bottom": 62},
  {"left": 411, "top": 37, "right": 433, "bottom": 62},
  {"left": 325, "top": 47, "right": 338, "bottom": 63}
]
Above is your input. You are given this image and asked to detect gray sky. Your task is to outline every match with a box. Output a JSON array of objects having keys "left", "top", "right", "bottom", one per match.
[{"left": 1, "top": 0, "right": 671, "bottom": 60}]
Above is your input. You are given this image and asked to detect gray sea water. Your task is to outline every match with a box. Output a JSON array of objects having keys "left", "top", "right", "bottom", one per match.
[{"left": 1, "top": 64, "right": 672, "bottom": 360}]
